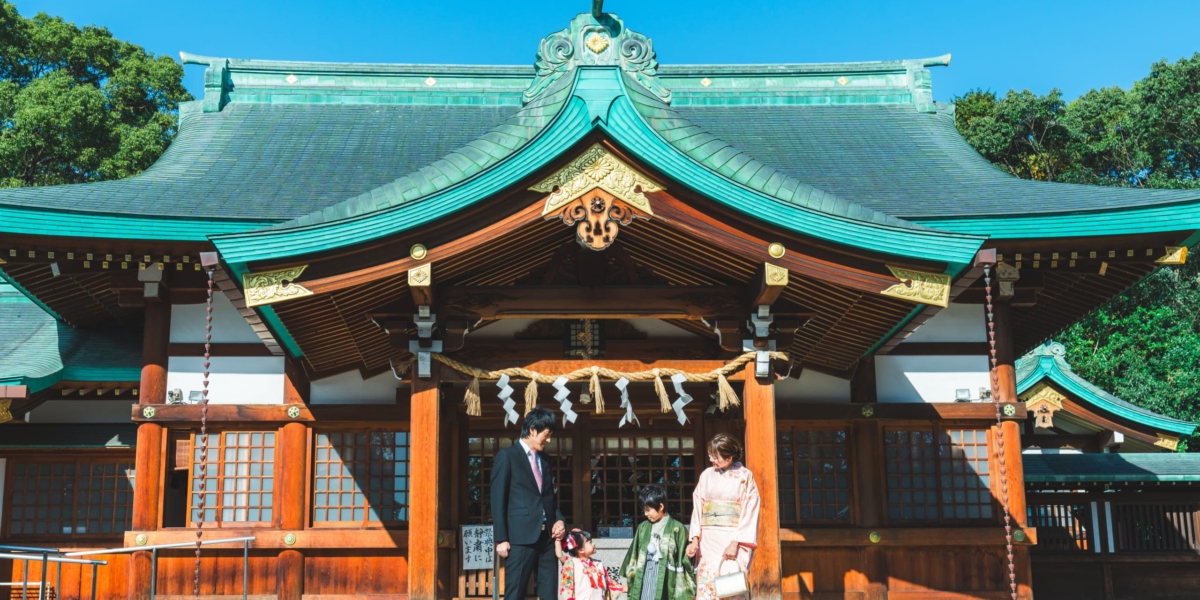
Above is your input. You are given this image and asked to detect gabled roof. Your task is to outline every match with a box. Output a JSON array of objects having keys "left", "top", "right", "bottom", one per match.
[
  {"left": 1024, "top": 453, "right": 1200, "bottom": 483},
  {"left": 1016, "top": 341, "right": 1197, "bottom": 437},
  {"left": 0, "top": 283, "right": 141, "bottom": 393}
]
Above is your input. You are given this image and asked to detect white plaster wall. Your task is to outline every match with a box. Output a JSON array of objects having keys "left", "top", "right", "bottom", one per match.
[
  {"left": 901, "top": 303, "right": 986, "bottom": 343},
  {"left": 875, "top": 355, "right": 990, "bottom": 403},
  {"left": 27, "top": 400, "right": 135, "bottom": 423},
  {"left": 166, "top": 356, "right": 284, "bottom": 404},
  {"left": 170, "top": 292, "right": 263, "bottom": 343},
  {"left": 777, "top": 370, "right": 850, "bottom": 403},
  {"left": 311, "top": 370, "right": 403, "bottom": 404}
]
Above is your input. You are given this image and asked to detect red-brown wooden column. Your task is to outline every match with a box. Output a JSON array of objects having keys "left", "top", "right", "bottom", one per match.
[
  {"left": 743, "top": 363, "right": 782, "bottom": 600},
  {"left": 852, "top": 422, "right": 888, "bottom": 600},
  {"left": 991, "top": 300, "right": 1032, "bottom": 599},
  {"left": 409, "top": 363, "right": 441, "bottom": 600},
  {"left": 277, "top": 421, "right": 307, "bottom": 600},
  {"left": 130, "top": 302, "right": 171, "bottom": 600}
]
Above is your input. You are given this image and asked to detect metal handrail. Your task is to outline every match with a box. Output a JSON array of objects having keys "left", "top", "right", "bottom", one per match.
[
  {"left": 0, "top": 552, "right": 106, "bottom": 600},
  {"left": 64, "top": 535, "right": 255, "bottom": 600},
  {"left": 63, "top": 536, "right": 256, "bottom": 557},
  {"left": 0, "top": 554, "right": 106, "bottom": 565},
  {"left": 0, "top": 545, "right": 62, "bottom": 555}
]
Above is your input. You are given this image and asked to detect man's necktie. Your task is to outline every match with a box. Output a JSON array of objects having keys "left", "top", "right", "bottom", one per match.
[{"left": 528, "top": 450, "right": 543, "bottom": 490}]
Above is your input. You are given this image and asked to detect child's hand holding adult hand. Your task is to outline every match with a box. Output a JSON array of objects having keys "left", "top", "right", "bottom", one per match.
[{"left": 686, "top": 539, "right": 699, "bottom": 558}]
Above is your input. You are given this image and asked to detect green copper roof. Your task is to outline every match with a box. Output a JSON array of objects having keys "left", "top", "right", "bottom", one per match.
[
  {"left": 1024, "top": 453, "right": 1200, "bottom": 483},
  {"left": 213, "top": 66, "right": 986, "bottom": 271},
  {"left": 0, "top": 285, "right": 141, "bottom": 392},
  {"left": 1016, "top": 342, "right": 1197, "bottom": 437}
]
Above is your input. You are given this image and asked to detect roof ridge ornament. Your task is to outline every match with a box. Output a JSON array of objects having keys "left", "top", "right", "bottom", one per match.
[{"left": 523, "top": 6, "right": 671, "bottom": 105}]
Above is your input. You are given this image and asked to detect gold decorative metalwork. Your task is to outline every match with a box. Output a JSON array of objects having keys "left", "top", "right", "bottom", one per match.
[
  {"left": 1021, "top": 382, "right": 1065, "bottom": 428},
  {"left": 868, "top": 531, "right": 881, "bottom": 543},
  {"left": 142, "top": 406, "right": 156, "bottom": 419},
  {"left": 585, "top": 32, "right": 609, "bottom": 54},
  {"left": 424, "top": 77, "right": 437, "bottom": 86},
  {"left": 135, "top": 534, "right": 149, "bottom": 546},
  {"left": 410, "top": 244, "right": 428, "bottom": 260},
  {"left": 837, "top": 76, "right": 850, "bottom": 86},
  {"left": 287, "top": 405, "right": 301, "bottom": 419},
  {"left": 767, "top": 242, "right": 786, "bottom": 259},
  {"left": 243, "top": 265, "right": 314, "bottom": 308},
  {"left": 764, "top": 263, "right": 788, "bottom": 287},
  {"left": 1156, "top": 246, "right": 1187, "bottom": 265},
  {"left": 700, "top": 77, "right": 712, "bottom": 87},
  {"left": 285, "top": 74, "right": 298, "bottom": 84},
  {"left": 532, "top": 143, "right": 662, "bottom": 217},
  {"left": 532, "top": 144, "right": 661, "bottom": 250},
  {"left": 880, "top": 265, "right": 951, "bottom": 308},
  {"left": 1003, "top": 404, "right": 1017, "bottom": 417},
  {"left": 283, "top": 533, "right": 298, "bottom": 546},
  {"left": 1155, "top": 433, "right": 1180, "bottom": 451},
  {"left": 1012, "top": 530, "right": 1026, "bottom": 543},
  {"left": 861, "top": 405, "right": 874, "bottom": 417},
  {"left": 0, "top": 398, "right": 11, "bottom": 424},
  {"left": 408, "top": 263, "right": 432, "bottom": 287}
]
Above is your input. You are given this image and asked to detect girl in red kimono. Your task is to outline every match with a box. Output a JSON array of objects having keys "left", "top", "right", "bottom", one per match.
[{"left": 556, "top": 529, "right": 626, "bottom": 600}]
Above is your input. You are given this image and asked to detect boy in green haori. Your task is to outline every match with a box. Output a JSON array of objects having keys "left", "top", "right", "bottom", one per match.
[{"left": 621, "top": 485, "right": 697, "bottom": 600}]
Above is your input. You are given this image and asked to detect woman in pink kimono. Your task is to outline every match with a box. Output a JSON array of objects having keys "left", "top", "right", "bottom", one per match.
[{"left": 687, "top": 433, "right": 760, "bottom": 600}]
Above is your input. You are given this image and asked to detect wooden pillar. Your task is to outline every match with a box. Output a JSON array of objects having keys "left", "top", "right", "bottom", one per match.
[
  {"left": 277, "top": 422, "right": 307, "bottom": 600},
  {"left": 743, "top": 363, "right": 782, "bottom": 600},
  {"left": 130, "top": 302, "right": 170, "bottom": 600},
  {"left": 849, "top": 355, "right": 877, "bottom": 404},
  {"left": 992, "top": 302, "right": 1018, "bottom": 404},
  {"left": 409, "top": 363, "right": 441, "bottom": 600},
  {"left": 852, "top": 422, "right": 888, "bottom": 600}
]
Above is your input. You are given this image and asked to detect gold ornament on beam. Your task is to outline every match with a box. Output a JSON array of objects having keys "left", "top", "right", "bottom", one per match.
[
  {"left": 531, "top": 143, "right": 661, "bottom": 250},
  {"left": 243, "top": 265, "right": 314, "bottom": 307},
  {"left": 764, "top": 263, "right": 789, "bottom": 287},
  {"left": 1155, "top": 433, "right": 1180, "bottom": 451},
  {"left": 879, "top": 265, "right": 951, "bottom": 307},
  {"left": 1020, "top": 382, "right": 1065, "bottom": 429},
  {"left": 0, "top": 398, "right": 12, "bottom": 424},
  {"left": 1156, "top": 246, "right": 1187, "bottom": 265}
]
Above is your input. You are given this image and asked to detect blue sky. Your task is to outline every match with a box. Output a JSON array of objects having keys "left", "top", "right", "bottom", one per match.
[{"left": 14, "top": 0, "right": 1200, "bottom": 103}]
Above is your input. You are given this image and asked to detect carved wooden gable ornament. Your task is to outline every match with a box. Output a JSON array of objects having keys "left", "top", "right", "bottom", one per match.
[
  {"left": 531, "top": 143, "right": 662, "bottom": 251},
  {"left": 1020, "top": 381, "right": 1066, "bottom": 429}
]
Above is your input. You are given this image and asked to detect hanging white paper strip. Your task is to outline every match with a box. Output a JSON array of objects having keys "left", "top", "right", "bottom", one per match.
[
  {"left": 553, "top": 375, "right": 578, "bottom": 425},
  {"left": 615, "top": 377, "right": 639, "bottom": 428},
  {"left": 669, "top": 373, "right": 693, "bottom": 426},
  {"left": 496, "top": 374, "right": 519, "bottom": 427}
]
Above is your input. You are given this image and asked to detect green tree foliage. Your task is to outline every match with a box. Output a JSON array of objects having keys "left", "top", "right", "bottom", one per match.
[
  {"left": 955, "top": 54, "right": 1200, "bottom": 449},
  {"left": 0, "top": 1, "right": 191, "bottom": 187}
]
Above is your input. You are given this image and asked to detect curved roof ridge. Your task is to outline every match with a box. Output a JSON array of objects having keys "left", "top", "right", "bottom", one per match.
[
  {"left": 1016, "top": 341, "right": 1197, "bottom": 436},
  {"left": 618, "top": 71, "right": 929, "bottom": 232}
]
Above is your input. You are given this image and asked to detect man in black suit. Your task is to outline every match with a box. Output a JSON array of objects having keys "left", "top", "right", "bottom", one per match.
[{"left": 491, "top": 407, "right": 565, "bottom": 600}]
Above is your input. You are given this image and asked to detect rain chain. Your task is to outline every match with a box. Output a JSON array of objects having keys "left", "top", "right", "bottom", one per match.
[
  {"left": 984, "top": 266, "right": 1019, "bottom": 600},
  {"left": 193, "top": 266, "right": 215, "bottom": 598}
]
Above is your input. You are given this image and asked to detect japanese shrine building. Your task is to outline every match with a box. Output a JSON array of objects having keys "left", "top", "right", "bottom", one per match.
[{"left": 2, "top": 5, "right": 1200, "bottom": 600}]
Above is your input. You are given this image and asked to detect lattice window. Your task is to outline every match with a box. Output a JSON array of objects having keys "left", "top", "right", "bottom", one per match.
[
  {"left": 884, "top": 427, "right": 993, "bottom": 523},
  {"left": 1028, "top": 502, "right": 1091, "bottom": 552},
  {"left": 937, "top": 429, "right": 992, "bottom": 520},
  {"left": 565, "top": 319, "right": 603, "bottom": 358},
  {"left": 465, "top": 436, "right": 574, "bottom": 525},
  {"left": 189, "top": 431, "right": 275, "bottom": 525},
  {"left": 589, "top": 436, "right": 695, "bottom": 534},
  {"left": 6, "top": 460, "right": 135, "bottom": 537},
  {"left": 313, "top": 431, "right": 410, "bottom": 525},
  {"left": 778, "top": 428, "right": 852, "bottom": 524}
]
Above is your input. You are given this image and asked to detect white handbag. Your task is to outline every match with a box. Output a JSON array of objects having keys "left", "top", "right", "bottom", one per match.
[{"left": 713, "top": 558, "right": 749, "bottom": 599}]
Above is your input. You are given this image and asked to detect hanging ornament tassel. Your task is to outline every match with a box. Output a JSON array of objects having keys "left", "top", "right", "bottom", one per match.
[
  {"left": 464, "top": 376, "right": 482, "bottom": 417},
  {"left": 716, "top": 372, "right": 740, "bottom": 411},
  {"left": 615, "top": 377, "right": 639, "bottom": 428},
  {"left": 653, "top": 369, "right": 671, "bottom": 413},
  {"left": 669, "top": 373, "right": 694, "bottom": 426},
  {"left": 552, "top": 375, "right": 578, "bottom": 425},
  {"left": 524, "top": 376, "right": 539, "bottom": 415},
  {"left": 496, "top": 374, "right": 519, "bottom": 427},
  {"left": 589, "top": 366, "right": 605, "bottom": 414}
]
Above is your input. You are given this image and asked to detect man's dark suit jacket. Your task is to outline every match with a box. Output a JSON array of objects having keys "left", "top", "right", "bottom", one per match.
[{"left": 491, "top": 441, "right": 564, "bottom": 545}]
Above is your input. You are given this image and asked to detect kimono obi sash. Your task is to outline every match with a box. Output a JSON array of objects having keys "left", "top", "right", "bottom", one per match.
[{"left": 700, "top": 500, "right": 741, "bottom": 527}]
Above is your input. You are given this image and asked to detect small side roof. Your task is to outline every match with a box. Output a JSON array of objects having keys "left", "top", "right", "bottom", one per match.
[
  {"left": 1016, "top": 341, "right": 1197, "bottom": 437},
  {"left": 1024, "top": 453, "right": 1200, "bottom": 483}
]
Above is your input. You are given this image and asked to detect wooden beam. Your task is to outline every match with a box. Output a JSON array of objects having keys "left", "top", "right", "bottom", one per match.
[
  {"left": 749, "top": 262, "right": 788, "bottom": 308},
  {"left": 131, "top": 403, "right": 412, "bottom": 423},
  {"left": 744, "top": 362, "right": 782, "bottom": 600},
  {"left": 122, "top": 527, "right": 449, "bottom": 549},
  {"left": 1058, "top": 397, "right": 1161, "bottom": 446},
  {"left": 436, "top": 359, "right": 750, "bottom": 381},
  {"left": 409, "top": 362, "right": 441, "bottom": 600},
  {"left": 779, "top": 527, "right": 1036, "bottom": 547},
  {"left": 439, "top": 285, "right": 746, "bottom": 320},
  {"left": 168, "top": 343, "right": 275, "bottom": 357},
  {"left": 849, "top": 356, "right": 877, "bottom": 403},
  {"left": 446, "top": 339, "right": 724, "bottom": 362},
  {"left": 776, "top": 402, "right": 1026, "bottom": 421}
]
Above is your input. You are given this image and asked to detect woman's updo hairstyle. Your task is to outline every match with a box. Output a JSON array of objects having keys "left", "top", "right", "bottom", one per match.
[{"left": 707, "top": 433, "right": 743, "bottom": 462}]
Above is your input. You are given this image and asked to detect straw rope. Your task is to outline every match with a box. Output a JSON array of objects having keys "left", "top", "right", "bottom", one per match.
[{"left": 414, "top": 350, "right": 788, "bottom": 417}]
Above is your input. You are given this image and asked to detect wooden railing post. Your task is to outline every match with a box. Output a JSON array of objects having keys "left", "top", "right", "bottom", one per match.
[
  {"left": 409, "top": 362, "right": 441, "bottom": 600},
  {"left": 277, "top": 421, "right": 308, "bottom": 600},
  {"left": 743, "top": 363, "right": 782, "bottom": 600},
  {"left": 131, "top": 302, "right": 170, "bottom": 600}
]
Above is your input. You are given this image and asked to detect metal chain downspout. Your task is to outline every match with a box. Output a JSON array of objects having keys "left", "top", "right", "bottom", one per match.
[
  {"left": 984, "top": 266, "right": 1018, "bottom": 600},
  {"left": 194, "top": 266, "right": 214, "bottom": 597}
]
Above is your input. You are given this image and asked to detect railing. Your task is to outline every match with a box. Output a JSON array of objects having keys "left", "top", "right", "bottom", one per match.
[
  {"left": 65, "top": 536, "right": 255, "bottom": 600},
  {"left": 1028, "top": 499, "right": 1200, "bottom": 554},
  {"left": 0, "top": 547, "right": 106, "bottom": 600}
]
